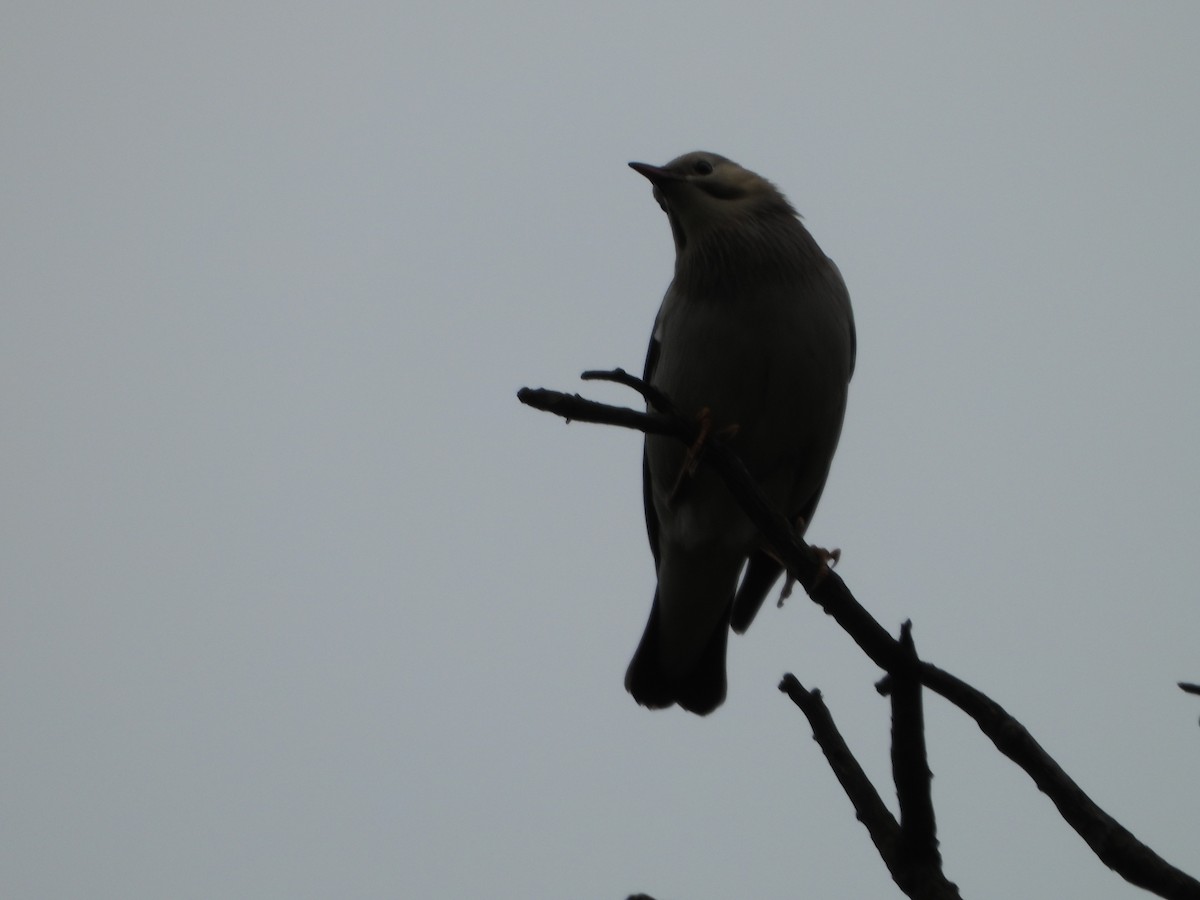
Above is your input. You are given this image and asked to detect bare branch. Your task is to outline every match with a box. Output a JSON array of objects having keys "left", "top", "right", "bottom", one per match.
[
  {"left": 516, "top": 387, "right": 687, "bottom": 439},
  {"left": 919, "top": 662, "right": 1200, "bottom": 899},
  {"left": 887, "top": 625, "right": 948, "bottom": 893},
  {"left": 519, "top": 374, "right": 1200, "bottom": 900},
  {"left": 780, "top": 670, "right": 961, "bottom": 900},
  {"left": 580, "top": 367, "right": 677, "bottom": 414},
  {"left": 780, "top": 675, "right": 900, "bottom": 852}
]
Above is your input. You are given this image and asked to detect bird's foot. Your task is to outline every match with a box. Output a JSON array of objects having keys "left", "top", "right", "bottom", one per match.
[
  {"left": 811, "top": 546, "right": 842, "bottom": 586},
  {"left": 777, "top": 572, "right": 796, "bottom": 607},
  {"left": 775, "top": 546, "right": 841, "bottom": 607},
  {"left": 668, "top": 408, "right": 737, "bottom": 502},
  {"left": 772, "top": 515, "right": 807, "bottom": 609}
]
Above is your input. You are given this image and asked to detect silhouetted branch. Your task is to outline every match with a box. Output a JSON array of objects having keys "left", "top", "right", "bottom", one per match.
[
  {"left": 1181, "top": 682, "right": 1200, "bottom": 729},
  {"left": 918, "top": 662, "right": 1199, "bottom": 898},
  {"left": 885, "top": 624, "right": 950, "bottom": 897},
  {"left": 517, "top": 386, "right": 687, "bottom": 439},
  {"left": 581, "top": 367, "right": 677, "bottom": 414},
  {"left": 519, "top": 373, "right": 1200, "bottom": 900},
  {"left": 782, "top": 625, "right": 960, "bottom": 898},
  {"left": 779, "top": 676, "right": 902, "bottom": 863}
]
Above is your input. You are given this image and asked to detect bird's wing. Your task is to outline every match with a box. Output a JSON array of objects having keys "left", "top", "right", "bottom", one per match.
[
  {"left": 641, "top": 332, "right": 662, "bottom": 569},
  {"left": 828, "top": 258, "right": 857, "bottom": 379},
  {"left": 732, "top": 257, "right": 855, "bottom": 634}
]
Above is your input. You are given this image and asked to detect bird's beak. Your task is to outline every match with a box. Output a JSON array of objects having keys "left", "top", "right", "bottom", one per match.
[{"left": 629, "top": 162, "right": 683, "bottom": 185}]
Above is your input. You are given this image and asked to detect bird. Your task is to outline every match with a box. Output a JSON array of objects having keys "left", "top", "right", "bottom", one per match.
[{"left": 624, "top": 151, "right": 855, "bottom": 715}]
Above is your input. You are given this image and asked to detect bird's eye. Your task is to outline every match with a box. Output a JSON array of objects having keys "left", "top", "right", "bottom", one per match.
[{"left": 693, "top": 159, "right": 713, "bottom": 175}]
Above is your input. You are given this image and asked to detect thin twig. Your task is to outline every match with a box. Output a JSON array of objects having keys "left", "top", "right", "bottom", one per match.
[
  {"left": 581, "top": 367, "right": 677, "bottom": 414},
  {"left": 888, "top": 624, "right": 954, "bottom": 898},
  {"left": 779, "top": 675, "right": 901, "bottom": 855}
]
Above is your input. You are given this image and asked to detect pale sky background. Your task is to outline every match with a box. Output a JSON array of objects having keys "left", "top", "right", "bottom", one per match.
[{"left": 3, "top": 3, "right": 1198, "bottom": 898}]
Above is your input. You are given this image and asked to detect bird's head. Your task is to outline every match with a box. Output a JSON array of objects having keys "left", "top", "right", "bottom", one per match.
[{"left": 629, "top": 152, "right": 797, "bottom": 255}]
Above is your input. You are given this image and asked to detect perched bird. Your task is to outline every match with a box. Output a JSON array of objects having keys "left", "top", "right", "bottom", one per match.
[{"left": 624, "top": 151, "right": 855, "bottom": 715}]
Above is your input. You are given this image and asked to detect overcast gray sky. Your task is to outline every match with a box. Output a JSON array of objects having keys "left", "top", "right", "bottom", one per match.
[{"left": 3, "top": 3, "right": 1199, "bottom": 898}]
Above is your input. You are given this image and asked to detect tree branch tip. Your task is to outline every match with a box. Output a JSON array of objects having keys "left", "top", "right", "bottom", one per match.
[
  {"left": 515, "top": 386, "right": 559, "bottom": 406},
  {"left": 779, "top": 674, "right": 822, "bottom": 705}
]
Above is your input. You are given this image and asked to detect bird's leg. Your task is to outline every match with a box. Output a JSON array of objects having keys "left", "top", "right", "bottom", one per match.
[
  {"left": 668, "top": 408, "right": 710, "bottom": 501},
  {"left": 777, "top": 572, "right": 796, "bottom": 605},
  {"left": 772, "top": 515, "right": 807, "bottom": 607},
  {"left": 668, "top": 408, "right": 739, "bottom": 503},
  {"left": 772, "top": 516, "right": 842, "bottom": 607}
]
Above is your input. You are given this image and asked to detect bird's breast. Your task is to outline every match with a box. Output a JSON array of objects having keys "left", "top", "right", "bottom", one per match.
[
  {"left": 645, "top": 272, "right": 851, "bottom": 549},
  {"left": 652, "top": 285, "right": 844, "bottom": 447}
]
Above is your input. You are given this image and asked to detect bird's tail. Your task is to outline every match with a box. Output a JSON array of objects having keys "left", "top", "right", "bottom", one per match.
[{"left": 625, "top": 591, "right": 730, "bottom": 715}]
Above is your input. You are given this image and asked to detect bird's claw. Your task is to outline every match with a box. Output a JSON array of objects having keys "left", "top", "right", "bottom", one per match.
[
  {"left": 776, "top": 572, "right": 796, "bottom": 607},
  {"left": 775, "top": 529, "right": 841, "bottom": 608},
  {"left": 683, "top": 407, "right": 713, "bottom": 476},
  {"left": 668, "top": 408, "right": 735, "bottom": 502},
  {"left": 810, "top": 546, "right": 841, "bottom": 587}
]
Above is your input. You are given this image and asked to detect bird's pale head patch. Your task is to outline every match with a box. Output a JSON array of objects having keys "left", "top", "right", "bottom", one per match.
[{"left": 629, "top": 152, "right": 797, "bottom": 254}]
